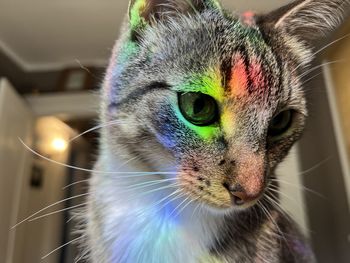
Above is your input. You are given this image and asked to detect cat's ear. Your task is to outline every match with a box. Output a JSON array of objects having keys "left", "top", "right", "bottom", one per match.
[
  {"left": 258, "top": 0, "right": 350, "bottom": 42},
  {"left": 128, "top": 0, "right": 220, "bottom": 30}
]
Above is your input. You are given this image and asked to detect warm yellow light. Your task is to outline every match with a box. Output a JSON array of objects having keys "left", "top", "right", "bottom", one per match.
[{"left": 51, "top": 138, "right": 68, "bottom": 152}]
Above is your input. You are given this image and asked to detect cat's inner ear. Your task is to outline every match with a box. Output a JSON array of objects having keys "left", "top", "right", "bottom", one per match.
[
  {"left": 258, "top": 0, "right": 350, "bottom": 42},
  {"left": 128, "top": 0, "right": 221, "bottom": 30}
]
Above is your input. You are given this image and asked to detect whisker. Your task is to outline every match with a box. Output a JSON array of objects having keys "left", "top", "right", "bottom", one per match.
[
  {"left": 19, "top": 137, "right": 176, "bottom": 175},
  {"left": 271, "top": 178, "right": 325, "bottom": 198},
  {"left": 123, "top": 183, "right": 182, "bottom": 208},
  {"left": 265, "top": 193, "right": 312, "bottom": 235},
  {"left": 172, "top": 195, "right": 191, "bottom": 218},
  {"left": 28, "top": 202, "right": 88, "bottom": 222},
  {"left": 41, "top": 235, "right": 85, "bottom": 260},
  {"left": 126, "top": 178, "right": 177, "bottom": 187},
  {"left": 67, "top": 214, "right": 77, "bottom": 224},
  {"left": 176, "top": 196, "right": 197, "bottom": 218},
  {"left": 190, "top": 201, "right": 202, "bottom": 220},
  {"left": 300, "top": 72, "right": 323, "bottom": 86},
  {"left": 75, "top": 59, "right": 101, "bottom": 81},
  {"left": 312, "top": 33, "right": 350, "bottom": 58},
  {"left": 63, "top": 179, "right": 89, "bottom": 190},
  {"left": 69, "top": 119, "right": 122, "bottom": 142},
  {"left": 12, "top": 192, "right": 89, "bottom": 229},
  {"left": 156, "top": 189, "right": 183, "bottom": 208},
  {"left": 258, "top": 201, "right": 286, "bottom": 241},
  {"left": 138, "top": 189, "right": 182, "bottom": 215},
  {"left": 169, "top": 193, "right": 190, "bottom": 218},
  {"left": 118, "top": 179, "right": 179, "bottom": 194},
  {"left": 117, "top": 155, "right": 140, "bottom": 170},
  {"left": 272, "top": 156, "right": 330, "bottom": 198},
  {"left": 264, "top": 193, "right": 291, "bottom": 221},
  {"left": 267, "top": 186, "right": 299, "bottom": 205},
  {"left": 74, "top": 250, "right": 89, "bottom": 263},
  {"left": 297, "top": 156, "right": 332, "bottom": 176},
  {"left": 259, "top": 201, "right": 295, "bottom": 257},
  {"left": 299, "top": 59, "right": 345, "bottom": 79},
  {"left": 293, "top": 33, "right": 350, "bottom": 73}
]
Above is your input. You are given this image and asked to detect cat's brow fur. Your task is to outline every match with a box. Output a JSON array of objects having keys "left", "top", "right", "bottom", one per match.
[{"left": 81, "top": 0, "right": 349, "bottom": 262}]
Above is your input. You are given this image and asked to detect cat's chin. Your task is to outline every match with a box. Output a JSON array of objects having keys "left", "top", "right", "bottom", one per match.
[{"left": 199, "top": 200, "right": 257, "bottom": 217}]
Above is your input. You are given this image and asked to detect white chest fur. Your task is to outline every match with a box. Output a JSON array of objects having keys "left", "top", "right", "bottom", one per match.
[{"left": 89, "top": 154, "right": 225, "bottom": 263}]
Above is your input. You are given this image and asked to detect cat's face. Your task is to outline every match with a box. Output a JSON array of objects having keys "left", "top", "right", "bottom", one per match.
[{"left": 102, "top": 0, "right": 347, "bottom": 211}]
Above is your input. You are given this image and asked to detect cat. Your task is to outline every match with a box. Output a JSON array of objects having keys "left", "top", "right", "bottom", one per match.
[{"left": 84, "top": 0, "right": 349, "bottom": 262}]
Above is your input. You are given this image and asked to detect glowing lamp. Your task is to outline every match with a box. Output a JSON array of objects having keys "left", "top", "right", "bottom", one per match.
[{"left": 51, "top": 138, "right": 68, "bottom": 152}]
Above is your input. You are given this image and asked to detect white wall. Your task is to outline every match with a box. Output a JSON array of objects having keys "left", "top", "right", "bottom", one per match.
[
  {"left": 277, "top": 146, "right": 309, "bottom": 236},
  {"left": 323, "top": 63, "right": 350, "bottom": 212},
  {"left": 17, "top": 117, "right": 77, "bottom": 263},
  {"left": 0, "top": 79, "right": 34, "bottom": 263}
]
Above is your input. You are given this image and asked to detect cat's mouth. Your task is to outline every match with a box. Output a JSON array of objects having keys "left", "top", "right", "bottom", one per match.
[
  {"left": 222, "top": 182, "right": 264, "bottom": 209},
  {"left": 179, "top": 172, "right": 265, "bottom": 211}
]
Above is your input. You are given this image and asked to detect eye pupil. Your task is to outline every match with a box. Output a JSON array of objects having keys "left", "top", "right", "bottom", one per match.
[
  {"left": 178, "top": 92, "right": 218, "bottom": 126},
  {"left": 272, "top": 113, "right": 285, "bottom": 127},
  {"left": 268, "top": 110, "right": 293, "bottom": 137},
  {"left": 193, "top": 98, "right": 205, "bottom": 115}
]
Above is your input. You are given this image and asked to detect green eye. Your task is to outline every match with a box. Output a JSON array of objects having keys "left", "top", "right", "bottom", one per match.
[
  {"left": 178, "top": 92, "right": 219, "bottom": 126},
  {"left": 268, "top": 110, "right": 294, "bottom": 137}
]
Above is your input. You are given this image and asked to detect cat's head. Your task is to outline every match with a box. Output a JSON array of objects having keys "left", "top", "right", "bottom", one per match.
[{"left": 102, "top": 0, "right": 348, "bottom": 211}]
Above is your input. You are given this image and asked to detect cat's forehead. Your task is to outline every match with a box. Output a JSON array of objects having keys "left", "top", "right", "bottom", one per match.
[{"left": 147, "top": 12, "right": 281, "bottom": 101}]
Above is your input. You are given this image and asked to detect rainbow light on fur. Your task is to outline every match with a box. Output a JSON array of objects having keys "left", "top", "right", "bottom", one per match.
[
  {"left": 229, "top": 54, "right": 249, "bottom": 97},
  {"left": 129, "top": 0, "right": 147, "bottom": 29},
  {"left": 174, "top": 52, "right": 267, "bottom": 140},
  {"left": 229, "top": 53, "right": 266, "bottom": 97},
  {"left": 107, "top": 41, "right": 139, "bottom": 104},
  {"left": 176, "top": 70, "right": 224, "bottom": 140},
  {"left": 118, "top": 9, "right": 270, "bottom": 142},
  {"left": 129, "top": 0, "right": 222, "bottom": 29},
  {"left": 110, "top": 192, "right": 188, "bottom": 262},
  {"left": 175, "top": 107, "right": 220, "bottom": 140},
  {"left": 112, "top": 219, "right": 179, "bottom": 262}
]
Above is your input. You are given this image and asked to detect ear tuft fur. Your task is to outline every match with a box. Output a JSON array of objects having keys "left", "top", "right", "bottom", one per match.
[
  {"left": 128, "top": 0, "right": 221, "bottom": 30},
  {"left": 258, "top": 0, "right": 350, "bottom": 42}
]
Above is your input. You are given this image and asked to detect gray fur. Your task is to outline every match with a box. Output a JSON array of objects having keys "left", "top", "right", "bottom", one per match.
[{"left": 82, "top": 1, "right": 349, "bottom": 262}]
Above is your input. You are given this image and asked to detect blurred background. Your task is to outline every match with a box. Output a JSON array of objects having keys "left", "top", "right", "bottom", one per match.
[{"left": 0, "top": 0, "right": 349, "bottom": 262}]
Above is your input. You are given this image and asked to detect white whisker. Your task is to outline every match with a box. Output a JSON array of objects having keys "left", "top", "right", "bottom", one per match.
[
  {"left": 29, "top": 202, "right": 88, "bottom": 222},
  {"left": 176, "top": 196, "right": 197, "bottom": 218},
  {"left": 293, "top": 33, "right": 350, "bottom": 73},
  {"left": 267, "top": 186, "right": 299, "bottom": 205},
  {"left": 74, "top": 250, "right": 89, "bottom": 263},
  {"left": 12, "top": 193, "right": 89, "bottom": 229},
  {"left": 258, "top": 201, "right": 285, "bottom": 241},
  {"left": 123, "top": 178, "right": 178, "bottom": 190},
  {"left": 298, "top": 156, "right": 332, "bottom": 176},
  {"left": 69, "top": 119, "right": 121, "bottom": 142},
  {"left": 41, "top": 235, "right": 85, "bottom": 260},
  {"left": 19, "top": 137, "right": 176, "bottom": 176},
  {"left": 172, "top": 195, "right": 191, "bottom": 217},
  {"left": 299, "top": 59, "right": 345, "bottom": 79},
  {"left": 300, "top": 72, "right": 323, "bottom": 86},
  {"left": 271, "top": 178, "right": 325, "bottom": 198},
  {"left": 137, "top": 189, "right": 182, "bottom": 215},
  {"left": 63, "top": 179, "right": 89, "bottom": 190}
]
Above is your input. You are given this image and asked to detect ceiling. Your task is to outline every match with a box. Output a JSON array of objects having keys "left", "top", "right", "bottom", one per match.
[{"left": 0, "top": 0, "right": 290, "bottom": 72}]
